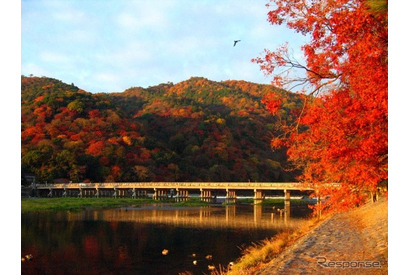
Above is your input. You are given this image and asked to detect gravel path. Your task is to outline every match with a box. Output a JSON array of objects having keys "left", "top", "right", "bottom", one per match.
[{"left": 257, "top": 198, "right": 388, "bottom": 275}]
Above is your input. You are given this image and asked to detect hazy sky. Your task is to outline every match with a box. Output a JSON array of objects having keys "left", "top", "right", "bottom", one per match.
[{"left": 21, "top": 0, "right": 306, "bottom": 93}]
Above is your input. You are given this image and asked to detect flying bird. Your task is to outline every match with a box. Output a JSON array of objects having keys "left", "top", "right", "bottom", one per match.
[{"left": 233, "top": 40, "right": 241, "bottom": 47}]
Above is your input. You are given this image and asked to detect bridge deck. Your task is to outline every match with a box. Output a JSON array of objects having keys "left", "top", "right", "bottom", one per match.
[{"left": 36, "top": 182, "right": 314, "bottom": 191}]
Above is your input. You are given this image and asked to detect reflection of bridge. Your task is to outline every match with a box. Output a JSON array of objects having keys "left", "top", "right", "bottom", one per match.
[
  {"left": 35, "top": 182, "right": 317, "bottom": 213},
  {"left": 66, "top": 205, "right": 305, "bottom": 230}
]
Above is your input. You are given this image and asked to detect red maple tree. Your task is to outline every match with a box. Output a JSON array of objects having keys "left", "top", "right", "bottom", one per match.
[{"left": 254, "top": 0, "right": 388, "bottom": 212}]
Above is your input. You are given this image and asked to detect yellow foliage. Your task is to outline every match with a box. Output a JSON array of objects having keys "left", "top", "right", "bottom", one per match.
[
  {"left": 122, "top": 136, "right": 132, "bottom": 146},
  {"left": 216, "top": 118, "right": 226, "bottom": 125}
]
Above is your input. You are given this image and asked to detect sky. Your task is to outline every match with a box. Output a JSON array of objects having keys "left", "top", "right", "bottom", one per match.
[{"left": 21, "top": 0, "right": 307, "bottom": 93}]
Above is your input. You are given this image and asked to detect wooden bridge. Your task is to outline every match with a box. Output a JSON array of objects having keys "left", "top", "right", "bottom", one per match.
[{"left": 35, "top": 182, "right": 316, "bottom": 205}]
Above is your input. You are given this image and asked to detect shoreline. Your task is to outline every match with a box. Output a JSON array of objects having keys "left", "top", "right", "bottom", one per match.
[
  {"left": 227, "top": 198, "right": 388, "bottom": 274},
  {"left": 21, "top": 197, "right": 213, "bottom": 212},
  {"left": 21, "top": 196, "right": 314, "bottom": 212}
]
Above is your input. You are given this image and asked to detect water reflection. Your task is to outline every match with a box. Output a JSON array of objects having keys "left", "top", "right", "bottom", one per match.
[
  {"left": 63, "top": 205, "right": 305, "bottom": 230},
  {"left": 21, "top": 205, "right": 311, "bottom": 275}
]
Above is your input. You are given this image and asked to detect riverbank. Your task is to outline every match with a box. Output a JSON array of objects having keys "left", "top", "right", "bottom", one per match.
[
  {"left": 227, "top": 198, "right": 388, "bottom": 275},
  {"left": 21, "top": 197, "right": 154, "bottom": 212},
  {"left": 21, "top": 197, "right": 312, "bottom": 212},
  {"left": 21, "top": 197, "right": 213, "bottom": 212}
]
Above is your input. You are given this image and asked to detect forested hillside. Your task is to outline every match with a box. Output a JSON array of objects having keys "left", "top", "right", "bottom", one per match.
[{"left": 21, "top": 76, "right": 302, "bottom": 184}]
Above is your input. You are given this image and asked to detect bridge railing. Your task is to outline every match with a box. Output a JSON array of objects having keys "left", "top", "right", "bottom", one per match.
[{"left": 35, "top": 182, "right": 315, "bottom": 191}]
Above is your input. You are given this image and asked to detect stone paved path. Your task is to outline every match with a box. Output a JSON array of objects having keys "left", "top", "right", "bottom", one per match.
[{"left": 257, "top": 199, "right": 388, "bottom": 275}]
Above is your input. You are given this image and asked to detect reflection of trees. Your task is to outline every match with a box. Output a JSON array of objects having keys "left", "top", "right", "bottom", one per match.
[{"left": 22, "top": 207, "right": 307, "bottom": 274}]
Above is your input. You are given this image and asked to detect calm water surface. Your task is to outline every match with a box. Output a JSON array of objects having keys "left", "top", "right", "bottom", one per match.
[{"left": 21, "top": 204, "right": 311, "bottom": 275}]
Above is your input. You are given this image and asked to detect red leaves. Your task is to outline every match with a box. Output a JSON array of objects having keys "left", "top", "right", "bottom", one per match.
[
  {"left": 270, "top": 137, "right": 284, "bottom": 149},
  {"left": 260, "top": 0, "right": 388, "bottom": 212},
  {"left": 33, "top": 104, "right": 53, "bottom": 122},
  {"left": 34, "top": 95, "right": 45, "bottom": 103},
  {"left": 86, "top": 141, "right": 105, "bottom": 157},
  {"left": 88, "top": 109, "right": 101, "bottom": 119},
  {"left": 262, "top": 93, "right": 282, "bottom": 115}
]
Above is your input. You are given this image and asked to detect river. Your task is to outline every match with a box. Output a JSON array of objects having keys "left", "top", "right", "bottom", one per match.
[{"left": 21, "top": 204, "right": 312, "bottom": 274}]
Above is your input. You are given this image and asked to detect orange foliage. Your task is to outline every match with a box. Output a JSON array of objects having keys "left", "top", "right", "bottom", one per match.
[
  {"left": 34, "top": 95, "right": 45, "bottom": 103},
  {"left": 33, "top": 104, "right": 53, "bottom": 121},
  {"left": 110, "top": 165, "right": 122, "bottom": 180},
  {"left": 70, "top": 133, "right": 82, "bottom": 141},
  {"left": 86, "top": 141, "right": 105, "bottom": 156},
  {"left": 88, "top": 109, "right": 101, "bottom": 119},
  {"left": 257, "top": 0, "right": 387, "bottom": 212},
  {"left": 122, "top": 136, "right": 132, "bottom": 146},
  {"left": 262, "top": 93, "right": 282, "bottom": 115}
]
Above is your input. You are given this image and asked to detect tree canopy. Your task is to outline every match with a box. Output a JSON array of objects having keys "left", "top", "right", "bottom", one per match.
[
  {"left": 254, "top": 0, "right": 388, "bottom": 212},
  {"left": 21, "top": 76, "right": 302, "bottom": 184}
]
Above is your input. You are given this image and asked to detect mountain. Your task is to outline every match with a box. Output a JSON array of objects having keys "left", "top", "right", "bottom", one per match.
[{"left": 21, "top": 76, "right": 302, "bottom": 184}]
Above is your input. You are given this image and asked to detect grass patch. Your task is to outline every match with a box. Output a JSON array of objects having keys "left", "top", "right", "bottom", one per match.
[
  {"left": 174, "top": 197, "right": 210, "bottom": 207},
  {"left": 237, "top": 198, "right": 254, "bottom": 204},
  {"left": 21, "top": 197, "right": 155, "bottom": 213}
]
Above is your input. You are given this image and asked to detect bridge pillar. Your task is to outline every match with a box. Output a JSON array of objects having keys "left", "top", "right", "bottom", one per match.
[
  {"left": 284, "top": 189, "right": 291, "bottom": 219},
  {"left": 200, "top": 189, "right": 212, "bottom": 202},
  {"left": 178, "top": 189, "right": 189, "bottom": 201},
  {"left": 136, "top": 188, "right": 146, "bottom": 198},
  {"left": 140, "top": 190, "right": 147, "bottom": 198},
  {"left": 254, "top": 189, "right": 264, "bottom": 204},
  {"left": 153, "top": 189, "right": 169, "bottom": 200},
  {"left": 200, "top": 189, "right": 204, "bottom": 202},
  {"left": 225, "top": 189, "right": 237, "bottom": 204},
  {"left": 175, "top": 189, "right": 180, "bottom": 202}
]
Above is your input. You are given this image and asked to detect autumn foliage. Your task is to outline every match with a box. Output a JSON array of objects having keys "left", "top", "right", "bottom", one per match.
[
  {"left": 254, "top": 0, "right": 388, "bottom": 212},
  {"left": 21, "top": 76, "right": 302, "bottom": 184}
]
